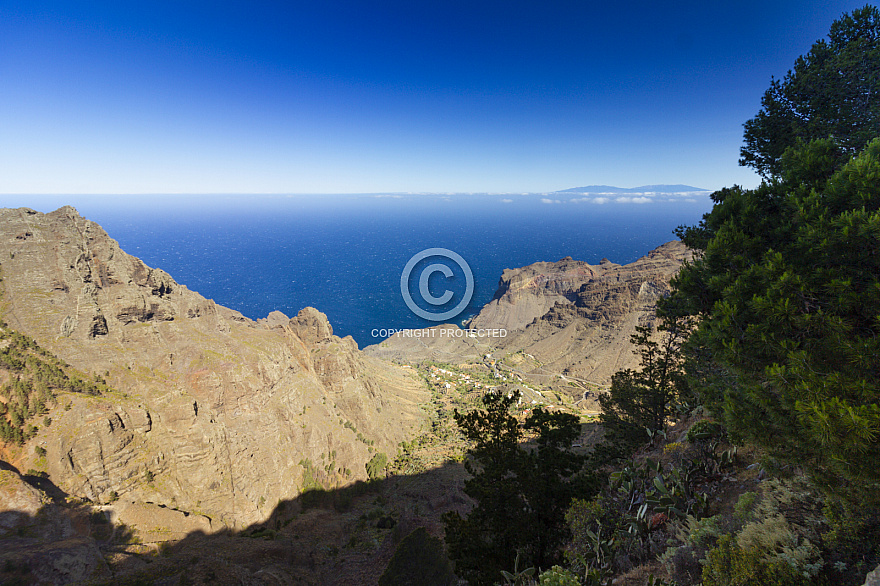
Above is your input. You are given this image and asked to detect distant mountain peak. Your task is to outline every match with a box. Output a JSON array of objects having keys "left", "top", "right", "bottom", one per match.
[{"left": 556, "top": 184, "right": 710, "bottom": 194}]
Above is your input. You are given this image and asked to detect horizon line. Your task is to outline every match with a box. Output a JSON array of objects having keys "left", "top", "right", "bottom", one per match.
[{"left": 0, "top": 188, "right": 717, "bottom": 197}]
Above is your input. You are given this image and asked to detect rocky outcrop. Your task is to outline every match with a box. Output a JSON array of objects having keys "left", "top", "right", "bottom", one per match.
[
  {"left": 472, "top": 241, "right": 688, "bottom": 333},
  {"left": 290, "top": 306, "right": 335, "bottom": 346},
  {"left": 2, "top": 537, "right": 111, "bottom": 585},
  {"left": 0, "top": 469, "right": 111, "bottom": 584},
  {"left": 367, "top": 241, "right": 692, "bottom": 390},
  {"left": 494, "top": 243, "right": 686, "bottom": 385},
  {"left": 470, "top": 256, "right": 598, "bottom": 332},
  {"left": 0, "top": 469, "right": 47, "bottom": 535},
  {"left": 0, "top": 206, "right": 429, "bottom": 528}
]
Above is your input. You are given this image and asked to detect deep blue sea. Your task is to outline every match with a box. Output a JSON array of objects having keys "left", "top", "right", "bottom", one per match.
[{"left": 15, "top": 194, "right": 713, "bottom": 348}]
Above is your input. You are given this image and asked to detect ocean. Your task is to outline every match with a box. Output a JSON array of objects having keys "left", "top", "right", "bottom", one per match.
[{"left": 19, "top": 194, "right": 713, "bottom": 348}]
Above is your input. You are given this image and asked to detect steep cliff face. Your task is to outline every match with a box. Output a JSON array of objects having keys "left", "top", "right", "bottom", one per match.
[
  {"left": 472, "top": 242, "right": 688, "bottom": 332},
  {"left": 470, "top": 257, "right": 597, "bottom": 332},
  {"left": 367, "top": 241, "right": 692, "bottom": 390},
  {"left": 0, "top": 206, "right": 429, "bottom": 527},
  {"left": 493, "top": 241, "right": 691, "bottom": 384}
]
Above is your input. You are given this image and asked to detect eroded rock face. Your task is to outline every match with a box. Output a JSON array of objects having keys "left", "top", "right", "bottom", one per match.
[
  {"left": 493, "top": 242, "right": 690, "bottom": 385},
  {"left": 102, "top": 500, "right": 214, "bottom": 543},
  {"left": 367, "top": 241, "right": 692, "bottom": 388},
  {"left": 0, "top": 206, "right": 429, "bottom": 528},
  {"left": 471, "top": 241, "right": 689, "bottom": 333},
  {"left": 470, "top": 257, "right": 599, "bottom": 332},
  {"left": 3, "top": 538, "right": 111, "bottom": 585}
]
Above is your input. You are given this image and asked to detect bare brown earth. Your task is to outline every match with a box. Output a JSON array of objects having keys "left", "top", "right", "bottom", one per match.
[
  {"left": 0, "top": 206, "right": 430, "bottom": 529},
  {"left": 366, "top": 241, "right": 693, "bottom": 408}
]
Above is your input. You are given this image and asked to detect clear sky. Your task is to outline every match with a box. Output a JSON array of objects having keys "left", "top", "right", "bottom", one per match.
[{"left": 0, "top": 1, "right": 872, "bottom": 195}]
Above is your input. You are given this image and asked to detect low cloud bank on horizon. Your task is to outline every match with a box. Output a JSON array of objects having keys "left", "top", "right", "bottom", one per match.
[
  {"left": 536, "top": 187, "right": 711, "bottom": 205},
  {"left": 0, "top": 187, "right": 715, "bottom": 216}
]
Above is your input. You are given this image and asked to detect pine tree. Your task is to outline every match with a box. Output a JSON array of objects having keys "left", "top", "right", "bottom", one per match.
[
  {"left": 596, "top": 317, "right": 690, "bottom": 461},
  {"left": 740, "top": 6, "right": 880, "bottom": 178},
  {"left": 664, "top": 138, "right": 880, "bottom": 502},
  {"left": 443, "top": 391, "right": 584, "bottom": 586}
]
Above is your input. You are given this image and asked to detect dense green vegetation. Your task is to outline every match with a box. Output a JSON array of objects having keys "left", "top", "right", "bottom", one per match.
[
  {"left": 662, "top": 5, "right": 880, "bottom": 507},
  {"left": 665, "top": 137, "right": 880, "bottom": 503}
]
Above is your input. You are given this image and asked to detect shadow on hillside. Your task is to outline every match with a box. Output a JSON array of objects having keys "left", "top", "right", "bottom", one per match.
[
  {"left": 0, "top": 459, "right": 472, "bottom": 586},
  {"left": 0, "top": 459, "right": 71, "bottom": 503}
]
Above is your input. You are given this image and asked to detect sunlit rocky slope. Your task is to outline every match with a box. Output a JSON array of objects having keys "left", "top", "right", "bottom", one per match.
[
  {"left": 0, "top": 206, "right": 429, "bottom": 528},
  {"left": 367, "top": 241, "right": 692, "bottom": 402}
]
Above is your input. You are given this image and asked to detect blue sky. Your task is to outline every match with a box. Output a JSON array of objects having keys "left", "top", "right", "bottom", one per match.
[{"left": 0, "top": 1, "right": 871, "bottom": 195}]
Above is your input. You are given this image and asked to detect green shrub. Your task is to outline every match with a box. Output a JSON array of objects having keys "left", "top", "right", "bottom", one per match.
[
  {"left": 246, "top": 527, "right": 276, "bottom": 540},
  {"left": 820, "top": 499, "right": 880, "bottom": 584},
  {"left": 734, "top": 491, "right": 758, "bottom": 520},
  {"left": 662, "top": 515, "right": 725, "bottom": 583},
  {"left": 538, "top": 566, "right": 580, "bottom": 586},
  {"left": 673, "top": 514, "right": 724, "bottom": 549},
  {"left": 700, "top": 479, "right": 826, "bottom": 585},
  {"left": 298, "top": 458, "right": 323, "bottom": 492},
  {"left": 366, "top": 452, "right": 388, "bottom": 480},
  {"left": 686, "top": 420, "right": 725, "bottom": 443},
  {"left": 702, "top": 534, "right": 812, "bottom": 586}
]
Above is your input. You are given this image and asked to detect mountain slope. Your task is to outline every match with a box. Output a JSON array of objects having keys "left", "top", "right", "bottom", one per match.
[
  {"left": 366, "top": 241, "right": 692, "bottom": 402},
  {"left": 0, "top": 206, "right": 429, "bottom": 527}
]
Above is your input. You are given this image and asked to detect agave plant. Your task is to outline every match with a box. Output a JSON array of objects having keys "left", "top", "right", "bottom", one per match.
[{"left": 500, "top": 550, "right": 536, "bottom": 585}]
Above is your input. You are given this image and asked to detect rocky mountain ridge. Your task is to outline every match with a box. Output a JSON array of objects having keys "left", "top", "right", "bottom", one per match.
[
  {"left": 367, "top": 241, "right": 692, "bottom": 396},
  {"left": 0, "top": 206, "right": 429, "bottom": 529}
]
